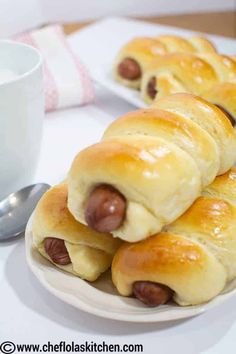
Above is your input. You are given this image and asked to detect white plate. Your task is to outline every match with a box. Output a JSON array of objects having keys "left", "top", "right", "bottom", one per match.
[
  {"left": 95, "top": 65, "right": 147, "bottom": 109},
  {"left": 25, "top": 214, "right": 236, "bottom": 323},
  {"left": 68, "top": 17, "right": 236, "bottom": 108}
]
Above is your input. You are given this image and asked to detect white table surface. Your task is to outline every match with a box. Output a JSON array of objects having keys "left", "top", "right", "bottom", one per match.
[{"left": 1, "top": 18, "right": 236, "bottom": 354}]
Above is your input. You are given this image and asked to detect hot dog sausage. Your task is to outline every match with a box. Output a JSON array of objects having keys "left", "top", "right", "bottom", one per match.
[
  {"left": 85, "top": 184, "right": 126, "bottom": 233},
  {"left": 44, "top": 237, "right": 71, "bottom": 265},
  {"left": 133, "top": 281, "right": 173, "bottom": 307},
  {"left": 118, "top": 58, "right": 141, "bottom": 80},
  {"left": 147, "top": 77, "right": 157, "bottom": 99}
]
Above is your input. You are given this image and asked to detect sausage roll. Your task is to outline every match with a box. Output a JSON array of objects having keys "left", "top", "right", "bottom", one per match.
[
  {"left": 32, "top": 183, "right": 121, "bottom": 281},
  {"left": 113, "top": 35, "right": 216, "bottom": 89},
  {"left": 142, "top": 53, "right": 236, "bottom": 104},
  {"left": 112, "top": 168, "right": 236, "bottom": 306},
  {"left": 67, "top": 93, "right": 236, "bottom": 243},
  {"left": 113, "top": 37, "right": 167, "bottom": 89}
]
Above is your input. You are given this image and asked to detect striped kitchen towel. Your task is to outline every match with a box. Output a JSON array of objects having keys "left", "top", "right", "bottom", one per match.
[{"left": 16, "top": 25, "right": 94, "bottom": 112}]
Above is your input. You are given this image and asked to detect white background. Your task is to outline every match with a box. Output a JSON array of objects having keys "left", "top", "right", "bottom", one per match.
[{"left": 0, "top": 0, "right": 235, "bottom": 36}]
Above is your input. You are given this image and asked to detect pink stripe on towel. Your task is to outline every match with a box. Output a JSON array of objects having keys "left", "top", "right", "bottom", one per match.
[
  {"left": 55, "top": 26, "right": 94, "bottom": 105},
  {"left": 16, "top": 26, "right": 94, "bottom": 112}
]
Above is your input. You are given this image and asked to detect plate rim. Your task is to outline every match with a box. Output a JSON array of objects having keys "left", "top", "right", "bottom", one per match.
[{"left": 25, "top": 214, "right": 236, "bottom": 323}]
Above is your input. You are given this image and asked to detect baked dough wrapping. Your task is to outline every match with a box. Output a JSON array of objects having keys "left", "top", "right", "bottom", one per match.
[
  {"left": 67, "top": 93, "right": 236, "bottom": 242},
  {"left": 152, "top": 93, "right": 236, "bottom": 175},
  {"left": 113, "top": 35, "right": 216, "bottom": 89},
  {"left": 202, "top": 82, "right": 236, "bottom": 126},
  {"left": 142, "top": 52, "right": 236, "bottom": 105},
  {"left": 112, "top": 168, "right": 236, "bottom": 306},
  {"left": 32, "top": 183, "right": 121, "bottom": 281}
]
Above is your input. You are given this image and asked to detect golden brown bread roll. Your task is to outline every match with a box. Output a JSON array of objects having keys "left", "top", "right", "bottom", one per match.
[
  {"left": 112, "top": 168, "right": 236, "bottom": 306},
  {"left": 32, "top": 183, "right": 121, "bottom": 281},
  {"left": 103, "top": 106, "right": 219, "bottom": 188},
  {"left": 113, "top": 35, "right": 216, "bottom": 89},
  {"left": 113, "top": 37, "right": 167, "bottom": 89},
  {"left": 68, "top": 135, "right": 201, "bottom": 242},
  {"left": 152, "top": 93, "right": 236, "bottom": 175},
  {"left": 142, "top": 52, "right": 236, "bottom": 104},
  {"left": 67, "top": 93, "right": 236, "bottom": 243},
  {"left": 202, "top": 83, "right": 236, "bottom": 126},
  {"left": 203, "top": 168, "right": 236, "bottom": 206}
]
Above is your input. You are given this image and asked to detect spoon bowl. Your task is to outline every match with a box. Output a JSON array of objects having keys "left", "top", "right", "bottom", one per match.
[{"left": 0, "top": 183, "right": 50, "bottom": 241}]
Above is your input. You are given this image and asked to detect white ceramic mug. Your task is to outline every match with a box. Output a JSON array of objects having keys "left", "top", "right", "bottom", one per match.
[{"left": 0, "top": 40, "right": 44, "bottom": 200}]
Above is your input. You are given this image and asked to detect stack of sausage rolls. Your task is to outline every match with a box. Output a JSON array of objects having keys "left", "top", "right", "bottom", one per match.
[
  {"left": 32, "top": 92, "right": 236, "bottom": 307},
  {"left": 113, "top": 35, "right": 236, "bottom": 126}
]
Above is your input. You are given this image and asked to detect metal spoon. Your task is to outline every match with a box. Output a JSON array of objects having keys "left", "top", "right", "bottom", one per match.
[{"left": 0, "top": 183, "right": 50, "bottom": 241}]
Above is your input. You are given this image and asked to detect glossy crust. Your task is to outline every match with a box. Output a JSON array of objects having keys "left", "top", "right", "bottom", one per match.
[
  {"left": 113, "top": 35, "right": 216, "bottom": 89},
  {"left": 141, "top": 53, "right": 218, "bottom": 104},
  {"left": 199, "top": 53, "right": 236, "bottom": 82},
  {"left": 68, "top": 94, "right": 236, "bottom": 242},
  {"left": 141, "top": 53, "right": 236, "bottom": 104},
  {"left": 112, "top": 232, "right": 226, "bottom": 306},
  {"left": 155, "top": 35, "right": 216, "bottom": 54},
  {"left": 32, "top": 183, "right": 121, "bottom": 281},
  {"left": 204, "top": 167, "right": 236, "bottom": 207},
  {"left": 152, "top": 93, "right": 236, "bottom": 175},
  {"left": 168, "top": 196, "right": 236, "bottom": 282},
  {"left": 68, "top": 135, "right": 201, "bottom": 242},
  {"left": 112, "top": 169, "right": 236, "bottom": 306},
  {"left": 187, "top": 37, "right": 216, "bottom": 53},
  {"left": 202, "top": 83, "right": 236, "bottom": 124},
  {"left": 103, "top": 107, "right": 220, "bottom": 187}
]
